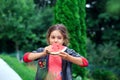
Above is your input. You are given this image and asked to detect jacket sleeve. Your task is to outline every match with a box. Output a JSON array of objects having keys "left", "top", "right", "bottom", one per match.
[
  {"left": 23, "top": 52, "right": 32, "bottom": 63},
  {"left": 66, "top": 48, "right": 81, "bottom": 57},
  {"left": 23, "top": 48, "right": 44, "bottom": 63},
  {"left": 80, "top": 57, "right": 88, "bottom": 67},
  {"left": 66, "top": 48, "right": 88, "bottom": 67}
]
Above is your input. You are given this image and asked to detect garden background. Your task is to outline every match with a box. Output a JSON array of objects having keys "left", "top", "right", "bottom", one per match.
[{"left": 0, "top": 0, "right": 120, "bottom": 80}]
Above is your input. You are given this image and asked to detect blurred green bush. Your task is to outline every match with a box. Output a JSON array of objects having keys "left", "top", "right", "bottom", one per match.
[{"left": 86, "top": 38, "right": 120, "bottom": 80}]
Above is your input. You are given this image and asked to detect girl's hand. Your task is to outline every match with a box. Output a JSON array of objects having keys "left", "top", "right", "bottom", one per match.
[
  {"left": 58, "top": 52, "right": 69, "bottom": 60},
  {"left": 43, "top": 45, "right": 52, "bottom": 55}
]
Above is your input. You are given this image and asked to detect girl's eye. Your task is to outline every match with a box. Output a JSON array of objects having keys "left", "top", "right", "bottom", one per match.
[
  {"left": 51, "top": 36, "right": 55, "bottom": 39},
  {"left": 58, "top": 36, "right": 62, "bottom": 39}
]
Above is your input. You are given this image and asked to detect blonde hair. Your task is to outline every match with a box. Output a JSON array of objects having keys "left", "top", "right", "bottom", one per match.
[{"left": 46, "top": 24, "right": 69, "bottom": 46}]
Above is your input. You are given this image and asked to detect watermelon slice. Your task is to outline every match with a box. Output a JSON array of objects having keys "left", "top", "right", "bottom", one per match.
[{"left": 48, "top": 43, "right": 67, "bottom": 55}]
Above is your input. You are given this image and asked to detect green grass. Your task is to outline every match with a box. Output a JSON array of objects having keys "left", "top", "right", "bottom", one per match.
[{"left": 0, "top": 54, "right": 36, "bottom": 80}]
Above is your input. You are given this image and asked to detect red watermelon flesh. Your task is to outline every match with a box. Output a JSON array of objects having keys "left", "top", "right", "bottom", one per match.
[
  {"left": 51, "top": 43, "right": 64, "bottom": 52},
  {"left": 49, "top": 43, "right": 66, "bottom": 54}
]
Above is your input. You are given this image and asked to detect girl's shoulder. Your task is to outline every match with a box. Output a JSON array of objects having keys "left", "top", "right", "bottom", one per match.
[
  {"left": 32, "top": 47, "right": 44, "bottom": 53},
  {"left": 65, "top": 47, "right": 75, "bottom": 53},
  {"left": 65, "top": 47, "right": 81, "bottom": 57}
]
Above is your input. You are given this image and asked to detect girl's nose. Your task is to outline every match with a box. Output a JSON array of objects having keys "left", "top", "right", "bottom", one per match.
[{"left": 54, "top": 38, "right": 58, "bottom": 42}]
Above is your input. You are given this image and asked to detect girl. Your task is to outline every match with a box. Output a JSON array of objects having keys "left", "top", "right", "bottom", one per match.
[{"left": 23, "top": 24, "right": 88, "bottom": 80}]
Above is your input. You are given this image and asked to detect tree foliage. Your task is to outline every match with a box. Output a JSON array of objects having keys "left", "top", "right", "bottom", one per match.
[
  {"left": 54, "top": 0, "right": 87, "bottom": 79},
  {"left": 86, "top": 0, "right": 120, "bottom": 47},
  {"left": 0, "top": 0, "right": 54, "bottom": 59},
  {"left": 0, "top": 0, "right": 39, "bottom": 52},
  {"left": 34, "top": 0, "right": 56, "bottom": 8},
  {"left": 86, "top": 0, "right": 120, "bottom": 79}
]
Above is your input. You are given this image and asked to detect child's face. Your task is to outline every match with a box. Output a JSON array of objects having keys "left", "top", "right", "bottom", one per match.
[{"left": 49, "top": 30, "right": 64, "bottom": 45}]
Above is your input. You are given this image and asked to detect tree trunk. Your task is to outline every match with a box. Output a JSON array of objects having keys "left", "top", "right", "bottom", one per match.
[{"left": 15, "top": 42, "right": 20, "bottom": 61}]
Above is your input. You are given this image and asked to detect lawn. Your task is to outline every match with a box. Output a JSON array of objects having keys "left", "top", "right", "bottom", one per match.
[{"left": 0, "top": 54, "right": 36, "bottom": 80}]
